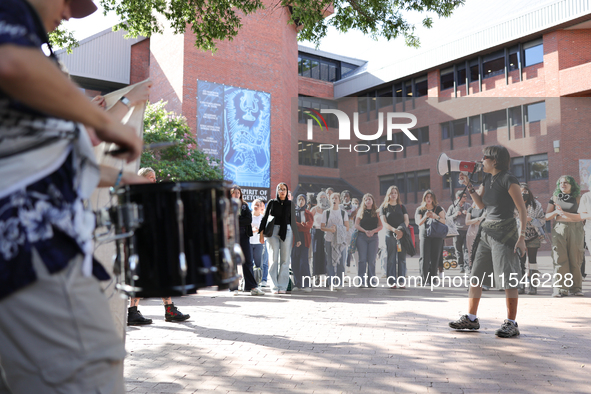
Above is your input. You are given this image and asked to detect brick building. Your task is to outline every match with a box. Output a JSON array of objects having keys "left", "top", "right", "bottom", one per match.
[{"left": 58, "top": 0, "right": 591, "bottom": 230}]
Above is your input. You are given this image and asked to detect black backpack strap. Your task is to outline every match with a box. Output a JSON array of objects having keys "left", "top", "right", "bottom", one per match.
[{"left": 326, "top": 209, "right": 330, "bottom": 225}]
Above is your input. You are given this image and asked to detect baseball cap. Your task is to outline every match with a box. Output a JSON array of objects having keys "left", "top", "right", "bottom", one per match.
[{"left": 70, "top": 0, "right": 98, "bottom": 19}]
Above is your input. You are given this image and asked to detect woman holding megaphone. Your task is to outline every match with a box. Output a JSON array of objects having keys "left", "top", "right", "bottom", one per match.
[{"left": 448, "top": 145, "right": 527, "bottom": 339}]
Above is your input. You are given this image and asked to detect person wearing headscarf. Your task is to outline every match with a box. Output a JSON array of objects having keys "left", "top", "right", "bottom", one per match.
[
  {"left": 259, "top": 183, "right": 301, "bottom": 294},
  {"left": 291, "top": 194, "right": 314, "bottom": 292}
]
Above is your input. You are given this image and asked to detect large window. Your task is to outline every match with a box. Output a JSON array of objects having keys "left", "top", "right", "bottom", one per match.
[
  {"left": 483, "top": 109, "right": 507, "bottom": 131},
  {"left": 298, "top": 141, "right": 338, "bottom": 168},
  {"left": 524, "top": 39, "right": 543, "bottom": 67},
  {"left": 508, "top": 46, "right": 520, "bottom": 71},
  {"left": 298, "top": 53, "right": 359, "bottom": 82},
  {"left": 525, "top": 101, "right": 546, "bottom": 123},
  {"left": 441, "top": 67, "right": 454, "bottom": 90},
  {"left": 482, "top": 50, "right": 505, "bottom": 79},
  {"left": 298, "top": 96, "right": 339, "bottom": 128},
  {"left": 415, "top": 76, "right": 428, "bottom": 97},
  {"left": 380, "top": 170, "right": 431, "bottom": 203},
  {"left": 510, "top": 153, "right": 548, "bottom": 182},
  {"left": 456, "top": 64, "right": 467, "bottom": 86}
]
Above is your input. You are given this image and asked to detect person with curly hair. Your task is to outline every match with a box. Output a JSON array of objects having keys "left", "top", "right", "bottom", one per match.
[{"left": 546, "top": 175, "right": 585, "bottom": 297}]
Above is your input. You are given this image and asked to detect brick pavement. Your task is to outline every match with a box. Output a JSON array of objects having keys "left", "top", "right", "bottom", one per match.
[{"left": 125, "top": 253, "right": 591, "bottom": 393}]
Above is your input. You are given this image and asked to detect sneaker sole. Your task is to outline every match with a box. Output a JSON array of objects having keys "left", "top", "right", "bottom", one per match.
[
  {"left": 495, "top": 330, "right": 520, "bottom": 338},
  {"left": 127, "top": 321, "right": 153, "bottom": 326},
  {"left": 165, "top": 316, "right": 190, "bottom": 322},
  {"left": 449, "top": 325, "right": 480, "bottom": 331}
]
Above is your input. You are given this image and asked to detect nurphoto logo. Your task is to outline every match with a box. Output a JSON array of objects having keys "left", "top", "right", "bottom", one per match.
[{"left": 305, "top": 108, "right": 419, "bottom": 152}]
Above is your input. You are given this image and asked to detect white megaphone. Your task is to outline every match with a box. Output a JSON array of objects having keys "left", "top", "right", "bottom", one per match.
[{"left": 437, "top": 153, "right": 483, "bottom": 176}]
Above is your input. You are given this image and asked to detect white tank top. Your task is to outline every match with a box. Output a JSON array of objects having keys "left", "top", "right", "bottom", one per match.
[{"left": 313, "top": 208, "right": 323, "bottom": 229}]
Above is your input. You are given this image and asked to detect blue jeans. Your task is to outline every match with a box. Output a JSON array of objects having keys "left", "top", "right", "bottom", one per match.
[
  {"left": 356, "top": 232, "right": 379, "bottom": 279},
  {"left": 251, "top": 243, "right": 264, "bottom": 269},
  {"left": 266, "top": 225, "right": 293, "bottom": 291},
  {"left": 291, "top": 241, "right": 311, "bottom": 288},
  {"left": 325, "top": 240, "right": 345, "bottom": 281},
  {"left": 385, "top": 232, "right": 407, "bottom": 280},
  {"left": 261, "top": 241, "right": 269, "bottom": 281}
]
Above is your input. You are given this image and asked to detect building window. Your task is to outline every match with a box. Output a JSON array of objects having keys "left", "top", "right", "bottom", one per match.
[
  {"left": 508, "top": 46, "right": 520, "bottom": 71},
  {"left": 469, "top": 115, "right": 481, "bottom": 134},
  {"left": 469, "top": 59, "right": 479, "bottom": 83},
  {"left": 483, "top": 50, "right": 505, "bottom": 79},
  {"left": 298, "top": 96, "right": 339, "bottom": 128},
  {"left": 415, "top": 76, "right": 428, "bottom": 97},
  {"left": 358, "top": 96, "right": 368, "bottom": 114},
  {"left": 483, "top": 109, "right": 507, "bottom": 131},
  {"left": 523, "top": 39, "right": 543, "bottom": 67},
  {"left": 441, "top": 122, "right": 450, "bottom": 140},
  {"left": 440, "top": 67, "right": 454, "bottom": 90},
  {"left": 509, "top": 106, "right": 522, "bottom": 126},
  {"left": 453, "top": 119, "right": 468, "bottom": 137},
  {"left": 298, "top": 141, "right": 338, "bottom": 168},
  {"left": 377, "top": 87, "right": 393, "bottom": 109},
  {"left": 421, "top": 127, "right": 429, "bottom": 144},
  {"left": 456, "top": 64, "right": 466, "bottom": 86},
  {"left": 298, "top": 53, "right": 357, "bottom": 82},
  {"left": 511, "top": 157, "right": 525, "bottom": 182},
  {"left": 528, "top": 154, "right": 549, "bottom": 180},
  {"left": 417, "top": 170, "right": 430, "bottom": 191},
  {"left": 405, "top": 80, "right": 413, "bottom": 100},
  {"left": 394, "top": 83, "right": 403, "bottom": 104},
  {"left": 511, "top": 153, "right": 548, "bottom": 182},
  {"left": 525, "top": 101, "right": 546, "bottom": 123},
  {"left": 379, "top": 174, "right": 397, "bottom": 196},
  {"left": 443, "top": 172, "right": 463, "bottom": 189}
]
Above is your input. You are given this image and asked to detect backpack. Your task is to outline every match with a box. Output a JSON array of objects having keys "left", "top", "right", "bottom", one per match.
[{"left": 326, "top": 209, "right": 346, "bottom": 225}]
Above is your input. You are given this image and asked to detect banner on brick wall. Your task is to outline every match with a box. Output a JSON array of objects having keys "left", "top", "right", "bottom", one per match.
[
  {"left": 223, "top": 86, "right": 271, "bottom": 189},
  {"left": 197, "top": 81, "right": 225, "bottom": 160}
]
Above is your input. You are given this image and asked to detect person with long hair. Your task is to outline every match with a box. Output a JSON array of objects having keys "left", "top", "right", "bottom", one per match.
[
  {"left": 310, "top": 191, "right": 330, "bottom": 280},
  {"left": 546, "top": 175, "right": 585, "bottom": 297},
  {"left": 578, "top": 174, "right": 591, "bottom": 280},
  {"left": 259, "top": 183, "right": 301, "bottom": 294},
  {"left": 380, "top": 186, "right": 410, "bottom": 288},
  {"left": 355, "top": 194, "right": 383, "bottom": 285},
  {"left": 415, "top": 190, "right": 446, "bottom": 284},
  {"left": 449, "top": 145, "right": 527, "bottom": 338},
  {"left": 250, "top": 199, "right": 267, "bottom": 286},
  {"left": 517, "top": 183, "right": 545, "bottom": 295},
  {"left": 321, "top": 193, "right": 349, "bottom": 287},
  {"left": 231, "top": 186, "right": 265, "bottom": 296},
  {"left": 291, "top": 194, "right": 313, "bottom": 292}
]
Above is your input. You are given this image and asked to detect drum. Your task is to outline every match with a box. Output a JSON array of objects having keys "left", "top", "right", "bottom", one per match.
[{"left": 114, "top": 181, "right": 239, "bottom": 297}]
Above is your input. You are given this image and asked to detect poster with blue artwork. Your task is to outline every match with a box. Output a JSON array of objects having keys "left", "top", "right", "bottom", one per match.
[
  {"left": 197, "top": 81, "right": 224, "bottom": 160},
  {"left": 223, "top": 87, "right": 271, "bottom": 188}
]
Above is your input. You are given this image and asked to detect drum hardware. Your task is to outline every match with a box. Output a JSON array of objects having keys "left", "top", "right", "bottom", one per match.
[
  {"left": 174, "top": 184, "right": 188, "bottom": 295},
  {"left": 98, "top": 181, "right": 240, "bottom": 297}
]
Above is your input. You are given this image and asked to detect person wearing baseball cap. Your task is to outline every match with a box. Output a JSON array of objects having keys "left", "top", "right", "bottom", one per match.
[{"left": 0, "top": 0, "right": 142, "bottom": 392}]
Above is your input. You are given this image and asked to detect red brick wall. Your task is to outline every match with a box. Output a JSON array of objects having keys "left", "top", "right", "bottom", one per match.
[
  {"left": 557, "top": 29, "right": 591, "bottom": 70},
  {"left": 130, "top": 39, "right": 150, "bottom": 85}
]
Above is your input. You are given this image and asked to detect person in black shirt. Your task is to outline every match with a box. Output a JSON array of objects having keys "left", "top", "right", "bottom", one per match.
[
  {"left": 354, "top": 193, "right": 383, "bottom": 286},
  {"left": 232, "top": 186, "right": 264, "bottom": 296},
  {"left": 259, "top": 183, "right": 301, "bottom": 294},
  {"left": 449, "top": 145, "right": 527, "bottom": 338},
  {"left": 415, "top": 190, "right": 446, "bottom": 284},
  {"left": 379, "top": 186, "right": 410, "bottom": 288}
]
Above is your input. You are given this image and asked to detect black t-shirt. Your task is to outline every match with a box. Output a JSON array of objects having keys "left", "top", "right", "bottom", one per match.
[
  {"left": 359, "top": 209, "right": 379, "bottom": 231},
  {"left": 380, "top": 204, "right": 408, "bottom": 230},
  {"left": 481, "top": 171, "right": 519, "bottom": 220},
  {"left": 416, "top": 205, "right": 444, "bottom": 235}
]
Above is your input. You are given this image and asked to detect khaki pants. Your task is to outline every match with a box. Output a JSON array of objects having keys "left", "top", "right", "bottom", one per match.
[
  {"left": 0, "top": 249, "right": 126, "bottom": 394},
  {"left": 552, "top": 221, "right": 585, "bottom": 293}
]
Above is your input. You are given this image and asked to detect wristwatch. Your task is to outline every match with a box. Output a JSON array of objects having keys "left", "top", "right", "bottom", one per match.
[
  {"left": 119, "top": 96, "right": 131, "bottom": 108},
  {"left": 520, "top": 230, "right": 526, "bottom": 237}
]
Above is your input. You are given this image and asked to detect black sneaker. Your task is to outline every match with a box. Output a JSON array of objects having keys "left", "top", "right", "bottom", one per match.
[
  {"left": 449, "top": 315, "right": 480, "bottom": 330},
  {"left": 495, "top": 319, "right": 520, "bottom": 338},
  {"left": 164, "top": 303, "right": 190, "bottom": 322},
  {"left": 127, "top": 306, "right": 153, "bottom": 326}
]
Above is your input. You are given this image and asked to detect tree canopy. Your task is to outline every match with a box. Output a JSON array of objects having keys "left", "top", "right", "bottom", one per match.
[{"left": 52, "top": 0, "right": 464, "bottom": 53}]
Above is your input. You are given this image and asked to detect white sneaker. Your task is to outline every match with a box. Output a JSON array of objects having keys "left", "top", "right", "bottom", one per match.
[
  {"left": 250, "top": 288, "right": 265, "bottom": 296},
  {"left": 303, "top": 287, "right": 312, "bottom": 293},
  {"left": 291, "top": 287, "right": 299, "bottom": 291},
  {"left": 260, "top": 281, "right": 268, "bottom": 287}
]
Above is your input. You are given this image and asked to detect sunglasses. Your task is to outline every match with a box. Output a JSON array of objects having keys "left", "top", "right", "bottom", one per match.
[{"left": 482, "top": 155, "right": 493, "bottom": 161}]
